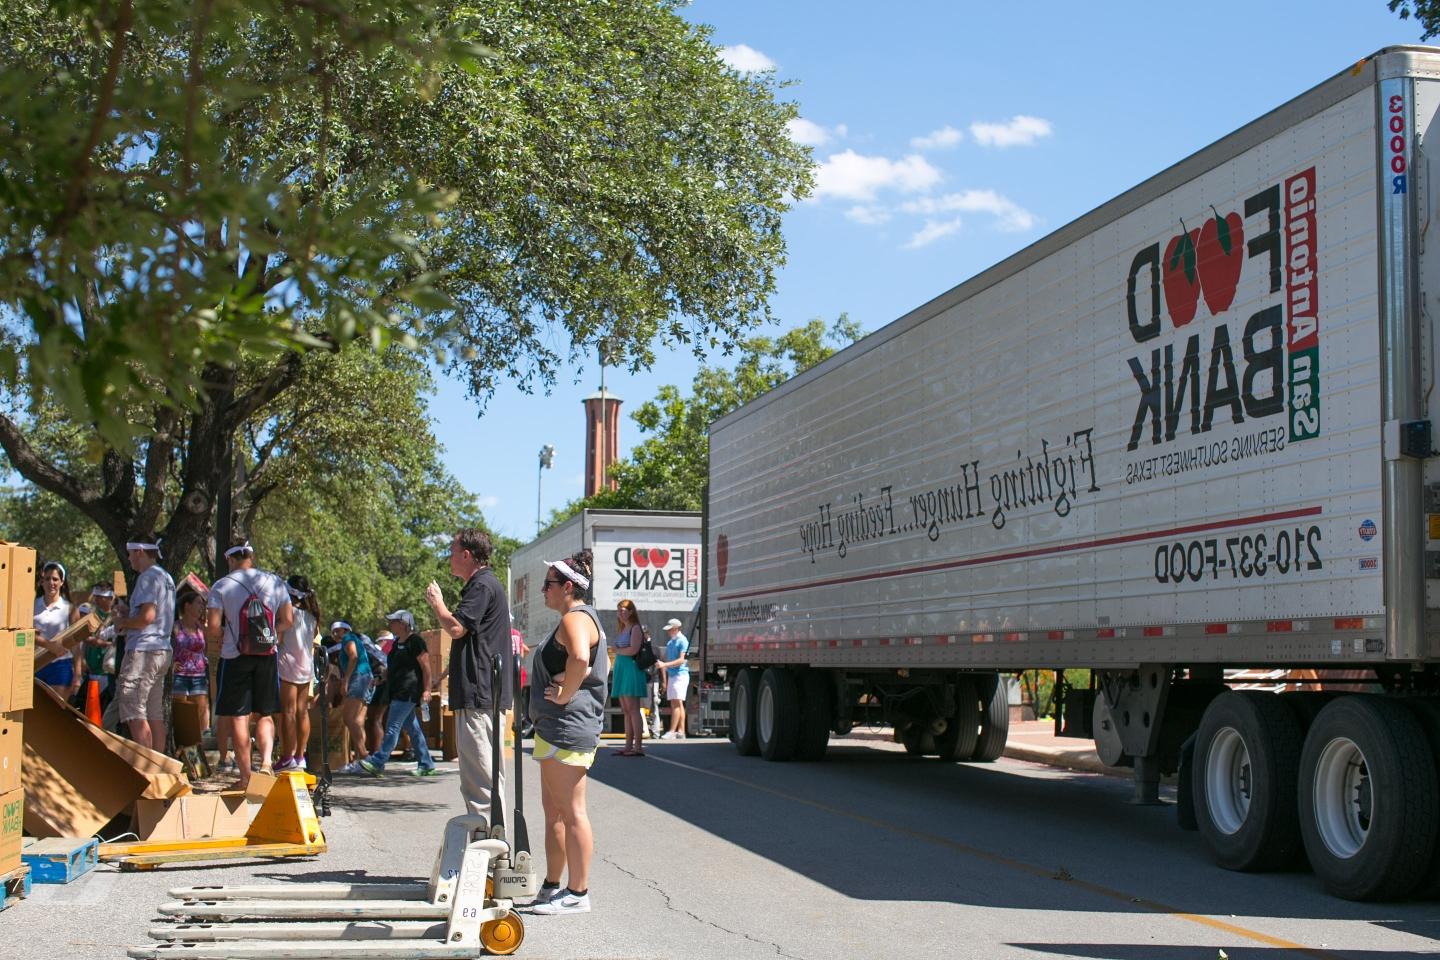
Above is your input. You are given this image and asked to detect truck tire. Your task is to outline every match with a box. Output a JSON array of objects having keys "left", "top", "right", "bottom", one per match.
[
  {"left": 1298, "top": 695, "right": 1439, "bottom": 900},
  {"left": 900, "top": 725, "right": 935, "bottom": 756},
  {"left": 729, "top": 668, "right": 760, "bottom": 756},
  {"left": 971, "top": 673, "right": 1009, "bottom": 763},
  {"left": 794, "top": 670, "right": 832, "bottom": 761},
  {"left": 1192, "top": 691, "right": 1303, "bottom": 872},
  {"left": 935, "top": 675, "right": 980, "bottom": 762},
  {"left": 1404, "top": 699, "right": 1440, "bottom": 899},
  {"left": 757, "top": 668, "right": 800, "bottom": 762}
]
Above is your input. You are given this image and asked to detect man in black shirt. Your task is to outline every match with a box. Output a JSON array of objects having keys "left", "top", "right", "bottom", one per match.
[
  {"left": 358, "top": 610, "right": 435, "bottom": 777},
  {"left": 425, "top": 528, "right": 513, "bottom": 824}
]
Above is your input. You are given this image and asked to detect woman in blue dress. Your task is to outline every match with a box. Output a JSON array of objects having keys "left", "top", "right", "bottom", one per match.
[{"left": 610, "top": 599, "right": 648, "bottom": 756}]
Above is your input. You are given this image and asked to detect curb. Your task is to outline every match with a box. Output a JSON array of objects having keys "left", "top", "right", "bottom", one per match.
[{"left": 1002, "top": 743, "right": 1123, "bottom": 778}]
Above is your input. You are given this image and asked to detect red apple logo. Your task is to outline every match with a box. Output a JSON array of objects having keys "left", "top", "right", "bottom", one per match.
[
  {"left": 633, "top": 550, "right": 650, "bottom": 568},
  {"left": 648, "top": 548, "right": 669, "bottom": 567},
  {"left": 1162, "top": 227, "right": 1201, "bottom": 327},
  {"left": 716, "top": 535, "right": 729, "bottom": 586},
  {"left": 1197, "top": 207, "right": 1244, "bottom": 315}
]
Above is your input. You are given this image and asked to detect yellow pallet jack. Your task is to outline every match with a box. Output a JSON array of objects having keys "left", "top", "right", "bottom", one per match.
[
  {"left": 100, "top": 771, "right": 326, "bottom": 871},
  {"left": 128, "top": 656, "right": 538, "bottom": 959}
]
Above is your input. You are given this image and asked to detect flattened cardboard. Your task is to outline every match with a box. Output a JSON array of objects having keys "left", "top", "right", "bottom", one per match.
[
  {"left": 4, "top": 544, "right": 35, "bottom": 631},
  {"left": 135, "top": 793, "right": 251, "bottom": 841},
  {"left": 32, "top": 612, "right": 101, "bottom": 672},
  {"left": 0, "top": 711, "right": 22, "bottom": 794},
  {"left": 244, "top": 770, "right": 277, "bottom": 804},
  {"left": 112, "top": 569, "right": 127, "bottom": 598},
  {"left": 0, "top": 787, "right": 22, "bottom": 874},
  {"left": 22, "top": 682, "right": 189, "bottom": 838}
]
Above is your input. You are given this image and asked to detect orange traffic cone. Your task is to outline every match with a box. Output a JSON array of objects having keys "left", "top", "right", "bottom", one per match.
[{"left": 84, "top": 677, "right": 102, "bottom": 726}]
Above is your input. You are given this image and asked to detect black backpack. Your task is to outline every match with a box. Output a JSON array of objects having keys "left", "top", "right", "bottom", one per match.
[{"left": 632, "top": 625, "right": 658, "bottom": 671}]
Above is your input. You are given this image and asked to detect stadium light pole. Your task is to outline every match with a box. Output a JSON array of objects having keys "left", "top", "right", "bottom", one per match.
[{"left": 537, "top": 444, "right": 555, "bottom": 536}]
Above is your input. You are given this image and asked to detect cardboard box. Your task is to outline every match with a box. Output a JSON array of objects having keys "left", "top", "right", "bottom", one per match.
[
  {"left": 0, "top": 629, "right": 34, "bottom": 712},
  {"left": 172, "top": 699, "right": 205, "bottom": 748},
  {"left": 135, "top": 792, "right": 251, "bottom": 841},
  {"left": 441, "top": 709, "right": 459, "bottom": 761},
  {"left": 3, "top": 544, "right": 35, "bottom": 631},
  {"left": 32, "top": 612, "right": 101, "bottom": 672},
  {"left": 0, "top": 711, "right": 21, "bottom": 794},
  {"left": 0, "top": 787, "right": 22, "bottom": 874}
]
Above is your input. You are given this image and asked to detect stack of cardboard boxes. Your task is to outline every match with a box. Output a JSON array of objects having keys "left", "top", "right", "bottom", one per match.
[{"left": 0, "top": 542, "right": 36, "bottom": 875}]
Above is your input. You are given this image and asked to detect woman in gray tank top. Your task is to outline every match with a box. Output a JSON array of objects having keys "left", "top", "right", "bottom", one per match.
[{"left": 528, "top": 550, "right": 608, "bottom": 916}]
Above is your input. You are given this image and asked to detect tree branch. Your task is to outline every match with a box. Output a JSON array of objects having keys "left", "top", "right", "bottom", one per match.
[
  {"left": 138, "top": 406, "right": 178, "bottom": 533},
  {"left": 229, "top": 351, "right": 306, "bottom": 428},
  {"left": 0, "top": 413, "right": 98, "bottom": 508}
]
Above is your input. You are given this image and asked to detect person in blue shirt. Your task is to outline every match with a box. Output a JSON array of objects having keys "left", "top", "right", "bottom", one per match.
[{"left": 655, "top": 619, "right": 689, "bottom": 740}]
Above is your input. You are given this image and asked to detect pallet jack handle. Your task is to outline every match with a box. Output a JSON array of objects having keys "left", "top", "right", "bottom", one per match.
[{"left": 510, "top": 648, "right": 530, "bottom": 858}]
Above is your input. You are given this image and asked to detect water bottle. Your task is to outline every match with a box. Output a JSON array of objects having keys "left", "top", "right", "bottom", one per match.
[{"left": 420, "top": 701, "right": 430, "bottom": 722}]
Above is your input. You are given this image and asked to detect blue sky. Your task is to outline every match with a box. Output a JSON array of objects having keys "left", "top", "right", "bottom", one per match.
[{"left": 433, "top": 1, "right": 1425, "bottom": 541}]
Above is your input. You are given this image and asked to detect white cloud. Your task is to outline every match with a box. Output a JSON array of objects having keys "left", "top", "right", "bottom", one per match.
[
  {"left": 787, "top": 118, "right": 848, "bottom": 148},
  {"left": 900, "top": 189, "right": 1037, "bottom": 232},
  {"left": 719, "top": 44, "right": 776, "bottom": 73},
  {"left": 477, "top": 495, "right": 499, "bottom": 510},
  {"left": 845, "top": 205, "right": 892, "bottom": 226},
  {"left": 910, "top": 125, "right": 964, "bottom": 150},
  {"left": 812, "top": 150, "right": 942, "bottom": 202},
  {"left": 969, "top": 115, "right": 1053, "bottom": 148},
  {"left": 906, "top": 219, "right": 964, "bottom": 249}
]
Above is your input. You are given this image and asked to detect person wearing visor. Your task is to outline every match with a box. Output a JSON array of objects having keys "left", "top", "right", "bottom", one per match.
[
  {"left": 277, "top": 575, "right": 320, "bottom": 771},
  {"left": 207, "top": 539, "right": 293, "bottom": 787},
  {"left": 115, "top": 535, "right": 176, "bottom": 752},
  {"left": 424, "top": 528, "right": 512, "bottom": 827},
  {"left": 528, "top": 549, "right": 608, "bottom": 916},
  {"left": 82, "top": 583, "right": 119, "bottom": 710}
]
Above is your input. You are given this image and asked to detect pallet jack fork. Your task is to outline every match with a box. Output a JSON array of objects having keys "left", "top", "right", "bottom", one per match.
[
  {"left": 101, "top": 771, "right": 327, "bottom": 870},
  {"left": 129, "top": 655, "right": 537, "bottom": 959}
]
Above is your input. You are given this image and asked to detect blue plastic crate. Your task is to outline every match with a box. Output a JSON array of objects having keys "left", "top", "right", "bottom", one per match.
[
  {"left": 22, "top": 836, "right": 99, "bottom": 884},
  {"left": 1, "top": 864, "right": 30, "bottom": 911}
]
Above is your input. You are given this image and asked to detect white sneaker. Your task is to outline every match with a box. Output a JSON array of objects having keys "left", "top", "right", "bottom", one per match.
[
  {"left": 528, "top": 884, "right": 564, "bottom": 906},
  {"left": 660, "top": 731, "right": 678, "bottom": 740},
  {"left": 337, "top": 761, "right": 363, "bottom": 775},
  {"left": 531, "top": 890, "right": 590, "bottom": 915}
]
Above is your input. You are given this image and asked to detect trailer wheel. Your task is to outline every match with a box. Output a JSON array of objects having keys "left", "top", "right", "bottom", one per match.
[
  {"left": 1405, "top": 699, "right": 1440, "bottom": 899},
  {"left": 970, "top": 673, "right": 1009, "bottom": 762},
  {"left": 1193, "top": 691, "right": 1303, "bottom": 872},
  {"left": 900, "top": 724, "right": 935, "bottom": 756},
  {"left": 935, "top": 675, "right": 980, "bottom": 762},
  {"left": 757, "top": 668, "right": 801, "bottom": 761},
  {"left": 1403, "top": 699, "right": 1440, "bottom": 899},
  {"left": 1298, "top": 696, "right": 1439, "bottom": 900},
  {"left": 729, "top": 668, "right": 760, "bottom": 756},
  {"left": 795, "top": 670, "right": 833, "bottom": 761}
]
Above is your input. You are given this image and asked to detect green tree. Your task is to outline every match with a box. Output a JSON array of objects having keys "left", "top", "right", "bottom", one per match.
[
  {"left": 0, "top": 0, "right": 813, "bottom": 574},
  {"left": 546, "top": 315, "right": 863, "bottom": 527},
  {"left": 1390, "top": 1, "right": 1440, "bottom": 38}
]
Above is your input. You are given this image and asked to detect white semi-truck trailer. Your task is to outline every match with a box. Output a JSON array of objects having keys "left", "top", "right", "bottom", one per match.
[{"left": 703, "top": 47, "right": 1440, "bottom": 902}]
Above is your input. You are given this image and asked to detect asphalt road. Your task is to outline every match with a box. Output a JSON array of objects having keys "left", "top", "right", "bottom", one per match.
[{"left": 9, "top": 734, "right": 1440, "bottom": 959}]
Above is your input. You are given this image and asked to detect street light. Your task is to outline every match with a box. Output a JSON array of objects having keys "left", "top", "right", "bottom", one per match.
[{"left": 537, "top": 444, "right": 555, "bottom": 535}]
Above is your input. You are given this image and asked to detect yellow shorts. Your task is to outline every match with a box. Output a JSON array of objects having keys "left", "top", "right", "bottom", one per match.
[{"left": 531, "top": 734, "right": 596, "bottom": 769}]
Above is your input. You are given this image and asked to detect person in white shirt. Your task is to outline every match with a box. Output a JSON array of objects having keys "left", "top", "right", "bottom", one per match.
[
  {"left": 206, "top": 540, "right": 294, "bottom": 788},
  {"left": 276, "top": 575, "right": 321, "bottom": 771},
  {"left": 115, "top": 536, "right": 176, "bottom": 752},
  {"left": 34, "top": 561, "right": 80, "bottom": 699}
]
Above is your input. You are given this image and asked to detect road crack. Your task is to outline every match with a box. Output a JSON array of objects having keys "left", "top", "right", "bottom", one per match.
[{"left": 601, "top": 856, "right": 808, "bottom": 960}]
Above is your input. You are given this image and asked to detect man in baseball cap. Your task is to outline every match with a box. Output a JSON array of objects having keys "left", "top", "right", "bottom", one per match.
[{"left": 358, "top": 609, "right": 436, "bottom": 777}]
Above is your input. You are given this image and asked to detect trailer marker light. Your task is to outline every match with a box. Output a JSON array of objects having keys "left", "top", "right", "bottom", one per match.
[
  {"left": 1333, "top": 617, "right": 1364, "bottom": 630},
  {"left": 1096, "top": 628, "right": 1116, "bottom": 639},
  {"left": 1002, "top": 632, "right": 1023, "bottom": 642},
  {"left": 1266, "top": 621, "right": 1294, "bottom": 632}
]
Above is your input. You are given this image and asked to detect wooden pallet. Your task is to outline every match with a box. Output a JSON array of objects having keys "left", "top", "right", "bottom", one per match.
[
  {"left": 22, "top": 836, "right": 100, "bottom": 884},
  {"left": 1, "top": 865, "right": 31, "bottom": 912}
]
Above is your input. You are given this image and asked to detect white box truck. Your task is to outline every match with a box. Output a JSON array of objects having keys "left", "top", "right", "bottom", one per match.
[
  {"left": 511, "top": 510, "right": 702, "bottom": 729},
  {"left": 704, "top": 47, "right": 1440, "bottom": 902}
]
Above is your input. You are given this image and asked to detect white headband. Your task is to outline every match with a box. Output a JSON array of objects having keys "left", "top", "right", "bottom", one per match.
[
  {"left": 545, "top": 559, "right": 590, "bottom": 590},
  {"left": 91, "top": 587, "right": 114, "bottom": 598},
  {"left": 127, "top": 540, "right": 162, "bottom": 555},
  {"left": 43, "top": 561, "right": 66, "bottom": 582},
  {"left": 224, "top": 542, "right": 254, "bottom": 558},
  {"left": 330, "top": 621, "right": 351, "bottom": 632},
  {"left": 289, "top": 588, "right": 309, "bottom": 599}
]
